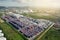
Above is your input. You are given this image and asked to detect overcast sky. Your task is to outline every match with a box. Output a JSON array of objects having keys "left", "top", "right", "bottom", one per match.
[{"left": 0, "top": 0, "right": 60, "bottom": 8}]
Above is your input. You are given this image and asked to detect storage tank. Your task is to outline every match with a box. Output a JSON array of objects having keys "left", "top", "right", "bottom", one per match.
[
  {"left": 0, "top": 37, "right": 6, "bottom": 40},
  {"left": 0, "top": 33, "right": 4, "bottom": 37}
]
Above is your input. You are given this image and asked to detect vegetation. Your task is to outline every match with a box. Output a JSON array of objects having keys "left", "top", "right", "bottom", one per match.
[
  {"left": 22, "top": 13, "right": 57, "bottom": 21},
  {"left": 41, "top": 28, "right": 60, "bottom": 40}
]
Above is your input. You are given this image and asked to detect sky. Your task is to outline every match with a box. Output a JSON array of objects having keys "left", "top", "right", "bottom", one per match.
[{"left": 0, "top": 0, "right": 60, "bottom": 8}]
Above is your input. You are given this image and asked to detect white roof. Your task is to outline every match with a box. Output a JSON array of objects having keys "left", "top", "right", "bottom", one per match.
[
  {"left": 14, "top": 14, "right": 23, "bottom": 18},
  {"left": 0, "top": 37, "right": 6, "bottom": 40},
  {"left": 0, "top": 30, "right": 2, "bottom": 33}
]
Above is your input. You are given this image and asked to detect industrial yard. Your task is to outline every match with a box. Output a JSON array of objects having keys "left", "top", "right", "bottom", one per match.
[{"left": 1, "top": 12, "right": 54, "bottom": 40}]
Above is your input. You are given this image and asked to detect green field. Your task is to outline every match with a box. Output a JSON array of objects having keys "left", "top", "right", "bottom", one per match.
[
  {"left": 41, "top": 28, "right": 60, "bottom": 40},
  {"left": 22, "top": 13, "right": 59, "bottom": 22}
]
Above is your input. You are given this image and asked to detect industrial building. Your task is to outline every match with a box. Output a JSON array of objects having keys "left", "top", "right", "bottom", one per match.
[{"left": 2, "top": 13, "right": 54, "bottom": 39}]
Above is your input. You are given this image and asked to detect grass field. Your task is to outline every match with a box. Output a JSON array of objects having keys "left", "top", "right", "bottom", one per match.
[
  {"left": 22, "top": 13, "right": 58, "bottom": 22},
  {"left": 41, "top": 28, "right": 60, "bottom": 40}
]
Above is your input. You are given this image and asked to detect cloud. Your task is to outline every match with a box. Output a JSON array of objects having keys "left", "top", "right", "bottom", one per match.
[
  {"left": 15, "top": 0, "right": 32, "bottom": 3},
  {"left": 0, "top": 0, "right": 60, "bottom": 8},
  {"left": 0, "top": 0, "right": 29, "bottom": 6},
  {"left": 0, "top": 0, "right": 17, "bottom": 2},
  {"left": 0, "top": 0, "right": 7, "bottom": 1}
]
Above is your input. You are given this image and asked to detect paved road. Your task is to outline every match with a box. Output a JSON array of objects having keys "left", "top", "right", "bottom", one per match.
[{"left": 36, "top": 23, "right": 55, "bottom": 40}]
